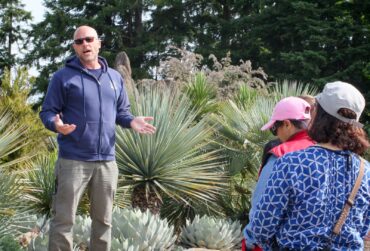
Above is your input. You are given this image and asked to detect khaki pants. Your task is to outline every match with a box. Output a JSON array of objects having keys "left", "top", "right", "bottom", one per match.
[{"left": 48, "top": 158, "right": 118, "bottom": 251}]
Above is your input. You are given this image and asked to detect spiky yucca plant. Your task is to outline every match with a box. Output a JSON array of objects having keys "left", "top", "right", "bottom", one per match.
[
  {"left": 0, "top": 171, "right": 29, "bottom": 238},
  {"left": 116, "top": 86, "right": 226, "bottom": 214},
  {"left": 0, "top": 109, "right": 29, "bottom": 169},
  {"left": 0, "top": 109, "right": 33, "bottom": 238},
  {"left": 185, "top": 72, "right": 218, "bottom": 120},
  {"left": 22, "top": 150, "right": 57, "bottom": 217},
  {"left": 22, "top": 147, "right": 91, "bottom": 218}
]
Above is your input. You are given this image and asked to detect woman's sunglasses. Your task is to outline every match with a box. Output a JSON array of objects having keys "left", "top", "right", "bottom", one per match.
[
  {"left": 270, "top": 121, "right": 283, "bottom": 136},
  {"left": 74, "top": 36, "right": 96, "bottom": 45}
]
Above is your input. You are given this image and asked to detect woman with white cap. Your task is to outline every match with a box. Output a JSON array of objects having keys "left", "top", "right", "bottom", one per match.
[{"left": 250, "top": 81, "right": 370, "bottom": 250}]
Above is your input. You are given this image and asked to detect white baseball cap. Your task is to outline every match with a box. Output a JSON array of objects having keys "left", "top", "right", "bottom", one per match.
[{"left": 316, "top": 81, "right": 365, "bottom": 127}]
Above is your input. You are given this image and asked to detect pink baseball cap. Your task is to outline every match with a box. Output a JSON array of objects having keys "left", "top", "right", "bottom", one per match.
[{"left": 261, "top": 97, "right": 311, "bottom": 131}]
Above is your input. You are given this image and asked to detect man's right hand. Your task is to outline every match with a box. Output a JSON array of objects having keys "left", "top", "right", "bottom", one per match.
[{"left": 54, "top": 114, "right": 76, "bottom": 135}]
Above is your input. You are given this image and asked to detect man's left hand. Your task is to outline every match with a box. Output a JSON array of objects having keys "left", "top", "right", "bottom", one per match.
[{"left": 130, "top": 116, "right": 156, "bottom": 134}]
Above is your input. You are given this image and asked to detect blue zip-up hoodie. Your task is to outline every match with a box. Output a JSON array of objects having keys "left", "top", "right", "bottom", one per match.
[{"left": 40, "top": 56, "right": 134, "bottom": 161}]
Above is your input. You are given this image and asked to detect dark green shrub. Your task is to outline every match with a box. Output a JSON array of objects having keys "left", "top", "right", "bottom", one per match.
[{"left": 0, "top": 235, "right": 22, "bottom": 251}]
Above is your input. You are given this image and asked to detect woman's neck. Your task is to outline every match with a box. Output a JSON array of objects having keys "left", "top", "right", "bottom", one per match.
[{"left": 316, "top": 142, "right": 342, "bottom": 151}]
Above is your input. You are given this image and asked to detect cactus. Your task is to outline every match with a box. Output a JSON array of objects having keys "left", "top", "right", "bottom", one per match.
[
  {"left": 112, "top": 207, "right": 176, "bottom": 250},
  {"left": 180, "top": 215, "right": 243, "bottom": 250}
]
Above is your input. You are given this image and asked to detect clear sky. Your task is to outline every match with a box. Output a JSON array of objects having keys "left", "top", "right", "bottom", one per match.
[
  {"left": 19, "top": 1, "right": 46, "bottom": 78},
  {"left": 22, "top": 0, "right": 46, "bottom": 23}
]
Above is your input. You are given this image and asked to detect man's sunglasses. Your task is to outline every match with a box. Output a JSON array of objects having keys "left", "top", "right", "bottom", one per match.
[{"left": 74, "top": 36, "right": 96, "bottom": 45}]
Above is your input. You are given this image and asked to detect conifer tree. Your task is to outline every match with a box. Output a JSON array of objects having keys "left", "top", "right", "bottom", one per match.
[{"left": 0, "top": 0, "right": 31, "bottom": 77}]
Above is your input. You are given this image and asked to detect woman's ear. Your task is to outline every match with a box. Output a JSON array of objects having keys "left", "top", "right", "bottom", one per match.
[{"left": 283, "top": 120, "right": 291, "bottom": 128}]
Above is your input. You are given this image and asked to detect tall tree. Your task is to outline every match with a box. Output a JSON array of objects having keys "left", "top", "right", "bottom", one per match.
[
  {"left": 25, "top": 0, "right": 161, "bottom": 99},
  {"left": 237, "top": 0, "right": 370, "bottom": 122},
  {"left": 0, "top": 0, "right": 31, "bottom": 77},
  {"left": 25, "top": 0, "right": 370, "bottom": 122},
  {"left": 187, "top": 0, "right": 250, "bottom": 61}
]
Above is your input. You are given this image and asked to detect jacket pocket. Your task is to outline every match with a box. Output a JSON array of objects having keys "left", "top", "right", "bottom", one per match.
[
  {"left": 100, "top": 121, "right": 116, "bottom": 155},
  {"left": 78, "top": 121, "right": 100, "bottom": 153}
]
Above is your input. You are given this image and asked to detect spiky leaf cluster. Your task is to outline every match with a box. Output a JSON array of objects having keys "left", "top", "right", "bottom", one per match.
[{"left": 180, "top": 215, "right": 243, "bottom": 250}]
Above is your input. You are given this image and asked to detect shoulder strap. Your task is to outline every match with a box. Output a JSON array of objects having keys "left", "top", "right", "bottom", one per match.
[{"left": 332, "top": 157, "right": 365, "bottom": 235}]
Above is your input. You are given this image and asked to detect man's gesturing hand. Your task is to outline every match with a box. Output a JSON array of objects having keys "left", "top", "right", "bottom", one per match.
[
  {"left": 130, "top": 116, "right": 156, "bottom": 134},
  {"left": 54, "top": 114, "right": 76, "bottom": 135}
]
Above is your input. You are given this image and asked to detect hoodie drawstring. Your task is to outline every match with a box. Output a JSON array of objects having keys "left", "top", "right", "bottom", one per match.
[
  {"left": 80, "top": 73, "right": 86, "bottom": 118},
  {"left": 107, "top": 72, "right": 117, "bottom": 106}
]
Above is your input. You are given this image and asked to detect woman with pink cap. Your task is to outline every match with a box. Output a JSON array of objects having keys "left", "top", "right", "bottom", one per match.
[
  {"left": 250, "top": 81, "right": 370, "bottom": 250},
  {"left": 244, "top": 96, "right": 315, "bottom": 250}
]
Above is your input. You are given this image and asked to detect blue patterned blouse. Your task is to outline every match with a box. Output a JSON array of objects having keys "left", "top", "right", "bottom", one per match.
[{"left": 250, "top": 146, "right": 370, "bottom": 251}]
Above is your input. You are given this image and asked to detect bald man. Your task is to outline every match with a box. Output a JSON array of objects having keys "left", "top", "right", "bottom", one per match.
[{"left": 40, "top": 26, "right": 156, "bottom": 251}]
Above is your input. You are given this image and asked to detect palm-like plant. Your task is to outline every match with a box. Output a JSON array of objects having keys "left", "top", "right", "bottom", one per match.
[
  {"left": 0, "top": 109, "right": 33, "bottom": 238},
  {"left": 0, "top": 110, "right": 29, "bottom": 169},
  {"left": 211, "top": 80, "right": 318, "bottom": 222},
  {"left": 269, "top": 80, "right": 318, "bottom": 101},
  {"left": 211, "top": 97, "right": 275, "bottom": 175},
  {"left": 214, "top": 80, "right": 319, "bottom": 175},
  {"left": 115, "top": 87, "right": 226, "bottom": 215},
  {"left": 209, "top": 97, "right": 273, "bottom": 222}
]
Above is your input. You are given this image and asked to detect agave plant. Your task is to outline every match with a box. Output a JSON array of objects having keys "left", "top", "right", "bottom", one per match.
[
  {"left": 180, "top": 215, "right": 243, "bottom": 250},
  {"left": 73, "top": 215, "right": 91, "bottom": 247},
  {"left": 112, "top": 207, "right": 176, "bottom": 250},
  {"left": 22, "top": 215, "right": 89, "bottom": 251},
  {"left": 116, "top": 86, "right": 226, "bottom": 214},
  {"left": 25, "top": 208, "right": 177, "bottom": 251}
]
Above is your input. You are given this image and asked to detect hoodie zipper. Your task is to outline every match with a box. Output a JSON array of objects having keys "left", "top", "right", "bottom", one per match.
[
  {"left": 84, "top": 70, "right": 103, "bottom": 159},
  {"left": 97, "top": 79, "right": 103, "bottom": 159}
]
